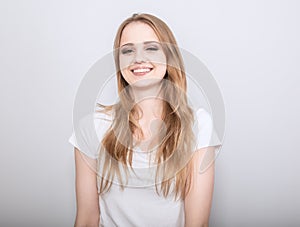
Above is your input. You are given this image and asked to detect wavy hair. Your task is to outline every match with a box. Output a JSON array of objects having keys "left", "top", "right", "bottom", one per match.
[{"left": 96, "top": 13, "right": 195, "bottom": 200}]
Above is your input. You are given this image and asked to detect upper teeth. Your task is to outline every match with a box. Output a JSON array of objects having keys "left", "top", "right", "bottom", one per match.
[{"left": 133, "top": 68, "right": 151, "bottom": 73}]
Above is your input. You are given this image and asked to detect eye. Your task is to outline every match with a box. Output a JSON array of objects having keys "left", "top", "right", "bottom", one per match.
[
  {"left": 145, "top": 46, "right": 159, "bottom": 51},
  {"left": 121, "top": 48, "right": 135, "bottom": 55}
]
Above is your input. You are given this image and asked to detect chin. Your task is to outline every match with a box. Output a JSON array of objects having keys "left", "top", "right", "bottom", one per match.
[{"left": 130, "top": 77, "right": 163, "bottom": 88}]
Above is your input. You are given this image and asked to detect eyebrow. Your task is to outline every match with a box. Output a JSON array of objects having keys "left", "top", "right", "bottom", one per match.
[{"left": 120, "top": 41, "right": 160, "bottom": 48}]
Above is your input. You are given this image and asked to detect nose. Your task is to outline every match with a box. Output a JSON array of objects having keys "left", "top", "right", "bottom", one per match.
[{"left": 133, "top": 48, "right": 145, "bottom": 63}]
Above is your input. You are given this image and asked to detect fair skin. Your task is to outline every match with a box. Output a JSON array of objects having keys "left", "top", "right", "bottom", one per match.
[
  {"left": 184, "top": 146, "right": 216, "bottom": 227},
  {"left": 74, "top": 21, "right": 216, "bottom": 227},
  {"left": 119, "top": 21, "right": 166, "bottom": 146},
  {"left": 74, "top": 149, "right": 99, "bottom": 227}
]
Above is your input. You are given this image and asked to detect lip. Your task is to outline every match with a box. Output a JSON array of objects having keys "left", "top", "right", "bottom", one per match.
[{"left": 130, "top": 66, "right": 153, "bottom": 77}]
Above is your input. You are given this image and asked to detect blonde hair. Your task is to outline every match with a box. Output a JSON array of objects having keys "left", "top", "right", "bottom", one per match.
[{"left": 96, "top": 13, "right": 195, "bottom": 200}]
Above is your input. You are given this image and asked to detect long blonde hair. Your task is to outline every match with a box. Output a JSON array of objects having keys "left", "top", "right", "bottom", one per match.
[{"left": 96, "top": 13, "right": 195, "bottom": 200}]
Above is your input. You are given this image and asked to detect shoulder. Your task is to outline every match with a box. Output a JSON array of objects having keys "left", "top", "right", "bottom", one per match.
[
  {"left": 93, "top": 109, "right": 113, "bottom": 128},
  {"left": 192, "top": 107, "right": 222, "bottom": 149},
  {"left": 193, "top": 107, "right": 214, "bottom": 132},
  {"left": 194, "top": 107, "right": 213, "bottom": 124},
  {"left": 70, "top": 110, "right": 113, "bottom": 159},
  {"left": 79, "top": 110, "right": 113, "bottom": 142},
  {"left": 77, "top": 110, "right": 112, "bottom": 135}
]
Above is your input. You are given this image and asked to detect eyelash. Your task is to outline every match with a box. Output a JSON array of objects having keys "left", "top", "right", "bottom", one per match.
[
  {"left": 146, "top": 47, "right": 159, "bottom": 51},
  {"left": 120, "top": 46, "right": 159, "bottom": 55},
  {"left": 121, "top": 49, "right": 134, "bottom": 54}
]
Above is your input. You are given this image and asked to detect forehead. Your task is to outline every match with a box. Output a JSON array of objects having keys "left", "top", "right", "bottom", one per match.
[{"left": 120, "top": 22, "right": 160, "bottom": 46}]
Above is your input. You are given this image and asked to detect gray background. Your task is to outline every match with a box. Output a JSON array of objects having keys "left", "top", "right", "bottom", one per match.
[{"left": 0, "top": 0, "right": 299, "bottom": 226}]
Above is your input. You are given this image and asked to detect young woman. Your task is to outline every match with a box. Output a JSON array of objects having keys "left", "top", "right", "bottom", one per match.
[{"left": 69, "top": 13, "right": 222, "bottom": 227}]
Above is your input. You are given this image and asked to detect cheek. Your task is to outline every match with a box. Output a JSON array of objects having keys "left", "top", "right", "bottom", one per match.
[
  {"left": 149, "top": 51, "right": 167, "bottom": 78},
  {"left": 120, "top": 69, "right": 131, "bottom": 84},
  {"left": 119, "top": 55, "right": 133, "bottom": 71},
  {"left": 154, "top": 64, "right": 167, "bottom": 78},
  {"left": 145, "top": 50, "right": 166, "bottom": 65}
]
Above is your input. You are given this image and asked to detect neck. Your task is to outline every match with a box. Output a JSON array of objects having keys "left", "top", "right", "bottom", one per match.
[
  {"left": 130, "top": 80, "right": 164, "bottom": 119},
  {"left": 132, "top": 98, "right": 164, "bottom": 150},
  {"left": 129, "top": 81, "right": 165, "bottom": 147},
  {"left": 136, "top": 98, "right": 164, "bottom": 119}
]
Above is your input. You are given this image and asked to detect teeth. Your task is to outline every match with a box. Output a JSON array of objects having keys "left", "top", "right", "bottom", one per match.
[{"left": 133, "top": 68, "right": 151, "bottom": 73}]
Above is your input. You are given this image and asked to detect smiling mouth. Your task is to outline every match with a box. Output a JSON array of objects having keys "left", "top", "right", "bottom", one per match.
[{"left": 131, "top": 67, "right": 153, "bottom": 76}]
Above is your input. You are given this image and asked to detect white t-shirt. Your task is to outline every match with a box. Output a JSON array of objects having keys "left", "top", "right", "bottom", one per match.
[{"left": 68, "top": 107, "right": 222, "bottom": 227}]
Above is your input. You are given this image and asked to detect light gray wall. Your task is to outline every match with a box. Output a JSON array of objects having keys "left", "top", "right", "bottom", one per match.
[{"left": 0, "top": 0, "right": 299, "bottom": 226}]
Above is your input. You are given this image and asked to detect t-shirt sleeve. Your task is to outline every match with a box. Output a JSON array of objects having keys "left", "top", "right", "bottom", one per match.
[
  {"left": 195, "top": 108, "right": 222, "bottom": 150},
  {"left": 68, "top": 113, "right": 102, "bottom": 159}
]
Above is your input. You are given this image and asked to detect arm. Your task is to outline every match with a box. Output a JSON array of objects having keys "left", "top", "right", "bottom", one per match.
[
  {"left": 74, "top": 148, "right": 100, "bottom": 227},
  {"left": 184, "top": 146, "right": 216, "bottom": 227}
]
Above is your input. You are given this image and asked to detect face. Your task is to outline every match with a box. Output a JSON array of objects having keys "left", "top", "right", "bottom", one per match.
[{"left": 119, "top": 22, "right": 167, "bottom": 86}]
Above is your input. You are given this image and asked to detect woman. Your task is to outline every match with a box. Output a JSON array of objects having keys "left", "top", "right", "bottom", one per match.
[{"left": 69, "top": 13, "right": 222, "bottom": 227}]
